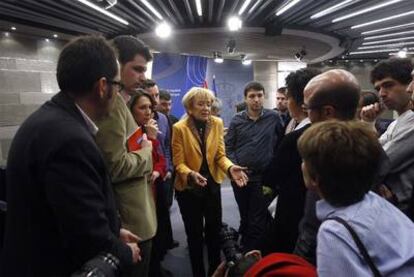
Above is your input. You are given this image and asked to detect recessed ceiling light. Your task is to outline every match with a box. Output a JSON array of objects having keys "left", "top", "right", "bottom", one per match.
[
  {"left": 53, "top": 34, "right": 58, "bottom": 38},
  {"left": 333, "top": 0, "right": 405, "bottom": 23},
  {"left": 363, "top": 36, "right": 414, "bottom": 45},
  {"left": 4, "top": 32, "right": 9, "bottom": 37},
  {"left": 76, "top": 0, "right": 129, "bottom": 25},
  {"left": 364, "top": 29, "right": 414, "bottom": 40},
  {"left": 11, "top": 26, "right": 16, "bottom": 30},
  {"left": 311, "top": 0, "right": 357, "bottom": 20},
  {"left": 228, "top": 16, "right": 242, "bottom": 31},
  {"left": 155, "top": 22, "right": 172, "bottom": 38},
  {"left": 141, "top": 0, "right": 163, "bottom": 20},
  {"left": 352, "top": 10, "right": 414, "bottom": 29},
  {"left": 45, "top": 38, "right": 49, "bottom": 42},
  {"left": 195, "top": 0, "right": 202, "bottom": 16},
  {"left": 238, "top": 0, "right": 252, "bottom": 15},
  {"left": 276, "top": 0, "right": 302, "bottom": 16},
  {"left": 362, "top": 22, "right": 414, "bottom": 35}
]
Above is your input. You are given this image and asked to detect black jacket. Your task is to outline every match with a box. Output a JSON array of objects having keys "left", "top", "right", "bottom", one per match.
[{"left": 1, "top": 92, "right": 132, "bottom": 276}]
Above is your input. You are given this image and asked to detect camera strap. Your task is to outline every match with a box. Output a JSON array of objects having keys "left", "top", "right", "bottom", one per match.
[{"left": 325, "top": 216, "right": 382, "bottom": 277}]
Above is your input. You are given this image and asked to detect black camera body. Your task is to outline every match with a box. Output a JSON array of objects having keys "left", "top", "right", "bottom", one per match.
[
  {"left": 71, "top": 253, "right": 120, "bottom": 277},
  {"left": 220, "top": 224, "right": 259, "bottom": 277}
]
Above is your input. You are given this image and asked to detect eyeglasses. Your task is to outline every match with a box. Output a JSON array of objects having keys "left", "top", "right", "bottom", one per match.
[{"left": 108, "top": 80, "right": 124, "bottom": 92}]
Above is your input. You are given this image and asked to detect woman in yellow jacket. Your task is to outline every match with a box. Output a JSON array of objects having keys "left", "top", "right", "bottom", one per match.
[{"left": 172, "top": 87, "right": 248, "bottom": 276}]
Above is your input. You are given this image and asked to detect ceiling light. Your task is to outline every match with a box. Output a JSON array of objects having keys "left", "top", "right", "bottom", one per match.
[
  {"left": 4, "top": 32, "right": 9, "bottom": 37},
  {"left": 294, "top": 49, "right": 307, "bottom": 61},
  {"left": 238, "top": 0, "right": 252, "bottom": 15},
  {"left": 155, "top": 22, "right": 172, "bottom": 38},
  {"left": 45, "top": 38, "right": 49, "bottom": 42},
  {"left": 364, "top": 29, "right": 414, "bottom": 40},
  {"left": 311, "top": 0, "right": 357, "bottom": 20},
  {"left": 276, "top": 0, "right": 302, "bottom": 16},
  {"left": 390, "top": 51, "right": 414, "bottom": 56},
  {"left": 76, "top": 0, "right": 129, "bottom": 25},
  {"left": 358, "top": 42, "right": 414, "bottom": 49},
  {"left": 351, "top": 10, "right": 414, "bottom": 29},
  {"left": 11, "top": 26, "right": 16, "bottom": 30},
  {"left": 349, "top": 49, "right": 399, "bottom": 55},
  {"left": 53, "top": 34, "right": 58, "bottom": 38},
  {"left": 213, "top": 52, "right": 223, "bottom": 63},
  {"left": 360, "top": 60, "right": 364, "bottom": 62},
  {"left": 228, "top": 16, "right": 242, "bottom": 31},
  {"left": 333, "top": 0, "right": 405, "bottom": 23},
  {"left": 248, "top": 0, "right": 262, "bottom": 14},
  {"left": 363, "top": 36, "right": 414, "bottom": 45},
  {"left": 140, "top": 0, "right": 163, "bottom": 20},
  {"left": 397, "top": 48, "right": 408, "bottom": 58},
  {"left": 195, "top": 0, "right": 202, "bottom": 16},
  {"left": 362, "top": 22, "right": 414, "bottom": 35},
  {"left": 241, "top": 54, "right": 251, "bottom": 65}
]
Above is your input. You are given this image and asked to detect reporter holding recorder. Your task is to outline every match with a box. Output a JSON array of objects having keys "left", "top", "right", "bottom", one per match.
[{"left": 172, "top": 87, "right": 248, "bottom": 277}]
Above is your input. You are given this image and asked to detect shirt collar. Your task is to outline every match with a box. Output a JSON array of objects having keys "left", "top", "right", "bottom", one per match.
[
  {"left": 294, "top": 117, "right": 311, "bottom": 131},
  {"left": 75, "top": 104, "right": 99, "bottom": 136},
  {"left": 316, "top": 193, "right": 369, "bottom": 221},
  {"left": 243, "top": 108, "right": 265, "bottom": 120}
]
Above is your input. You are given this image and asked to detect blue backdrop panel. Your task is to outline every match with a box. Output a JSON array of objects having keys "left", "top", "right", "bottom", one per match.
[{"left": 152, "top": 53, "right": 207, "bottom": 118}]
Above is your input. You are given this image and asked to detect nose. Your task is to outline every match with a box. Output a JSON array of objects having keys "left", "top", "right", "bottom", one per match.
[{"left": 407, "top": 81, "right": 414, "bottom": 93}]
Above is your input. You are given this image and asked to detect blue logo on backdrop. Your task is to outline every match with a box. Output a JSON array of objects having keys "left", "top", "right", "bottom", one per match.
[{"left": 152, "top": 53, "right": 207, "bottom": 118}]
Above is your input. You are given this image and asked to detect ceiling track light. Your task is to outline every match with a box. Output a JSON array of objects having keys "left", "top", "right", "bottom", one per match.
[
  {"left": 213, "top": 52, "right": 223, "bottom": 63},
  {"left": 333, "top": 0, "right": 406, "bottom": 23},
  {"left": 364, "top": 29, "right": 414, "bottom": 40},
  {"left": 155, "top": 21, "right": 172, "bottom": 38},
  {"left": 238, "top": 0, "right": 252, "bottom": 16},
  {"left": 311, "top": 0, "right": 359, "bottom": 20},
  {"left": 363, "top": 36, "right": 414, "bottom": 45},
  {"left": 351, "top": 10, "right": 414, "bottom": 29},
  {"left": 276, "top": 0, "right": 302, "bottom": 16},
  {"left": 76, "top": 0, "right": 128, "bottom": 25},
  {"left": 141, "top": 0, "right": 163, "bottom": 20},
  {"left": 228, "top": 16, "right": 242, "bottom": 31}
]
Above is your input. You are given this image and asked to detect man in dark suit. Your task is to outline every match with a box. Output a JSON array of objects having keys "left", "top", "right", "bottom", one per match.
[{"left": 0, "top": 36, "right": 141, "bottom": 276}]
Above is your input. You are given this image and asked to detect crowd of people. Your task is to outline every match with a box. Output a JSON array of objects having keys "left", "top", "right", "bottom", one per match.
[{"left": 1, "top": 34, "right": 414, "bottom": 277}]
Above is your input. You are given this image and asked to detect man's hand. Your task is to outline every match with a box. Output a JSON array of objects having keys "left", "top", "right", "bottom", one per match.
[
  {"left": 151, "top": 171, "right": 161, "bottom": 184},
  {"left": 360, "top": 103, "right": 382, "bottom": 122},
  {"left": 140, "top": 134, "right": 152, "bottom": 149},
  {"left": 145, "top": 119, "right": 159, "bottom": 139},
  {"left": 189, "top": 171, "right": 207, "bottom": 187},
  {"left": 120, "top": 228, "right": 141, "bottom": 243},
  {"left": 229, "top": 165, "right": 249, "bottom": 187},
  {"left": 127, "top": 243, "right": 141, "bottom": 263},
  {"left": 163, "top": 171, "right": 172, "bottom": 181}
]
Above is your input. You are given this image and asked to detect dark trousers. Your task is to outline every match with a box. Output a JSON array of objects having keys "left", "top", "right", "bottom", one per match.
[
  {"left": 176, "top": 180, "right": 222, "bottom": 277},
  {"left": 231, "top": 179, "right": 268, "bottom": 252},
  {"left": 125, "top": 239, "right": 152, "bottom": 277},
  {"left": 149, "top": 181, "right": 174, "bottom": 276}
]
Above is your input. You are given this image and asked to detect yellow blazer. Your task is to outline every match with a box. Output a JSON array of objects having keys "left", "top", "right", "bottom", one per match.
[{"left": 172, "top": 116, "right": 234, "bottom": 191}]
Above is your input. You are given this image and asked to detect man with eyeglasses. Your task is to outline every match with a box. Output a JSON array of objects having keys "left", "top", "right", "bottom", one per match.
[
  {"left": 1, "top": 36, "right": 140, "bottom": 276},
  {"left": 95, "top": 35, "right": 155, "bottom": 277}
]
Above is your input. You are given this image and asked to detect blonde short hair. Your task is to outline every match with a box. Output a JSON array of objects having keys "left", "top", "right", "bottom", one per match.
[{"left": 182, "top": 87, "right": 215, "bottom": 112}]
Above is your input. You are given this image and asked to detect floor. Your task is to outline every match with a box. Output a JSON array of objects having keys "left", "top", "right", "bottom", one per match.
[{"left": 162, "top": 181, "right": 240, "bottom": 276}]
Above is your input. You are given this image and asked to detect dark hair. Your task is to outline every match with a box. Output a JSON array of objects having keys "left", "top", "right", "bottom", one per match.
[
  {"left": 56, "top": 35, "right": 118, "bottom": 95},
  {"left": 129, "top": 89, "right": 156, "bottom": 113},
  {"left": 159, "top": 90, "right": 171, "bottom": 101},
  {"left": 244, "top": 81, "right": 265, "bottom": 97},
  {"left": 286, "top": 68, "right": 321, "bottom": 105},
  {"left": 360, "top": 90, "right": 379, "bottom": 107},
  {"left": 309, "top": 83, "right": 360, "bottom": 120},
  {"left": 141, "top": 79, "right": 156, "bottom": 89},
  {"left": 277, "top": 87, "right": 287, "bottom": 95},
  {"left": 112, "top": 35, "right": 152, "bottom": 64},
  {"left": 298, "top": 120, "right": 382, "bottom": 207},
  {"left": 370, "top": 58, "right": 413, "bottom": 85}
]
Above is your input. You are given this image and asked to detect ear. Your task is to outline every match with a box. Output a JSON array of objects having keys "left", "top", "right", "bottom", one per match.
[
  {"left": 95, "top": 77, "right": 108, "bottom": 100},
  {"left": 321, "top": 105, "right": 336, "bottom": 120}
]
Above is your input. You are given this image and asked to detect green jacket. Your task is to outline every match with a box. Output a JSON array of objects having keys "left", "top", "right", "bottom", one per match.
[{"left": 95, "top": 93, "right": 156, "bottom": 241}]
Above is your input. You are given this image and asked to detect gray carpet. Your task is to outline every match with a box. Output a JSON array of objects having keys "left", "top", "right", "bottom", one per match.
[{"left": 162, "top": 181, "right": 240, "bottom": 276}]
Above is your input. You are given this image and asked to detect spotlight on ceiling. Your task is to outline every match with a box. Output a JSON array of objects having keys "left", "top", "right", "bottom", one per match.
[
  {"left": 45, "top": 38, "right": 50, "bottom": 42},
  {"left": 53, "top": 34, "right": 58, "bottom": 38},
  {"left": 11, "top": 26, "right": 16, "bottom": 30},
  {"left": 4, "top": 32, "right": 10, "bottom": 37},
  {"left": 226, "top": 39, "right": 236, "bottom": 54},
  {"left": 213, "top": 52, "right": 224, "bottom": 63},
  {"left": 241, "top": 54, "right": 251, "bottom": 65},
  {"left": 294, "top": 49, "right": 307, "bottom": 61},
  {"left": 398, "top": 48, "right": 408, "bottom": 58},
  {"left": 228, "top": 16, "right": 242, "bottom": 31},
  {"left": 155, "top": 22, "right": 172, "bottom": 38}
]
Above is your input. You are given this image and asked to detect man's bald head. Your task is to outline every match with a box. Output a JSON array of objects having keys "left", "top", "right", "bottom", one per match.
[{"left": 304, "top": 69, "right": 360, "bottom": 122}]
